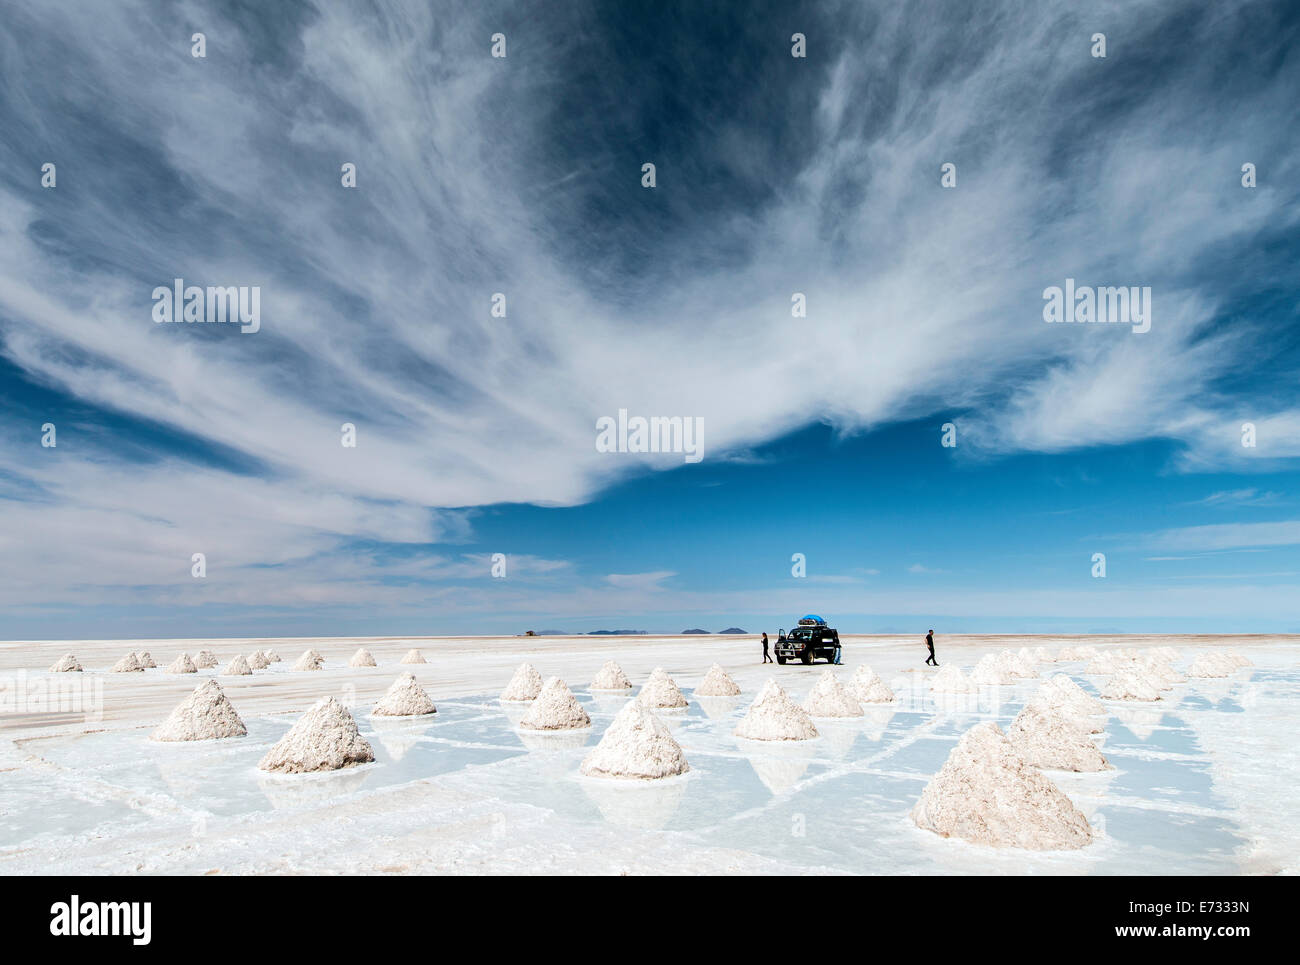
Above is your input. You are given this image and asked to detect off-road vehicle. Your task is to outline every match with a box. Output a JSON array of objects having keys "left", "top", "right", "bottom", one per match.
[{"left": 774, "top": 615, "right": 841, "bottom": 665}]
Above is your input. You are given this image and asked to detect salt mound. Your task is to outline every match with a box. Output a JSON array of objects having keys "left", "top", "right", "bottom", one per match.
[
  {"left": 111, "top": 652, "right": 144, "bottom": 673},
  {"left": 590, "top": 660, "right": 632, "bottom": 690},
  {"left": 349, "top": 648, "right": 377, "bottom": 668},
  {"left": 1018, "top": 646, "right": 1038, "bottom": 666},
  {"left": 258, "top": 696, "right": 374, "bottom": 773},
  {"left": 930, "top": 664, "right": 976, "bottom": 693},
  {"left": 849, "top": 665, "right": 896, "bottom": 703},
  {"left": 500, "top": 662, "right": 543, "bottom": 701},
  {"left": 167, "top": 653, "right": 197, "bottom": 674},
  {"left": 194, "top": 650, "right": 218, "bottom": 669},
  {"left": 695, "top": 663, "right": 741, "bottom": 697},
  {"left": 1024, "top": 692, "right": 1103, "bottom": 734},
  {"left": 372, "top": 673, "right": 436, "bottom": 717},
  {"left": 293, "top": 649, "right": 324, "bottom": 671},
  {"left": 135, "top": 651, "right": 157, "bottom": 669},
  {"left": 1189, "top": 653, "right": 1232, "bottom": 678},
  {"left": 1032, "top": 646, "right": 1057, "bottom": 663},
  {"left": 803, "top": 669, "right": 864, "bottom": 718},
  {"left": 637, "top": 667, "right": 688, "bottom": 709},
  {"left": 1039, "top": 674, "right": 1106, "bottom": 717},
  {"left": 1007, "top": 703, "right": 1109, "bottom": 772},
  {"left": 49, "top": 653, "right": 83, "bottom": 672},
  {"left": 151, "top": 680, "right": 247, "bottom": 742},
  {"left": 221, "top": 654, "right": 253, "bottom": 676},
  {"left": 972, "top": 653, "right": 1013, "bottom": 685},
  {"left": 1223, "top": 649, "right": 1251, "bottom": 668},
  {"left": 519, "top": 677, "right": 591, "bottom": 731},
  {"left": 1101, "top": 671, "right": 1162, "bottom": 701},
  {"left": 910, "top": 721, "right": 1093, "bottom": 849},
  {"left": 1058, "top": 645, "right": 1098, "bottom": 662},
  {"left": 999, "top": 649, "right": 1038, "bottom": 679},
  {"left": 580, "top": 700, "right": 689, "bottom": 780},
  {"left": 400, "top": 649, "right": 426, "bottom": 664},
  {"left": 247, "top": 650, "right": 270, "bottom": 670},
  {"left": 734, "top": 679, "right": 818, "bottom": 741},
  {"left": 264, "top": 650, "right": 282, "bottom": 663}
]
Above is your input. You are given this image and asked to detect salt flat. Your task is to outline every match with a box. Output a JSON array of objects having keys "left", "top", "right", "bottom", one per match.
[{"left": 0, "top": 634, "right": 1295, "bottom": 875}]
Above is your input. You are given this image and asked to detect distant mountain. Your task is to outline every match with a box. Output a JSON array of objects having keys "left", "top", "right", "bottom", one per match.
[
  {"left": 718, "top": 627, "right": 748, "bottom": 634},
  {"left": 681, "top": 628, "right": 710, "bottom": 634},
  {"left": 587, "top": 629, "right": 647, "bottom": 635}
]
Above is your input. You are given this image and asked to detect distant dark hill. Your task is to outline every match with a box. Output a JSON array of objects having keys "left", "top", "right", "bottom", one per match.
[
  {"left": 587, "top": 629, "right": 647, "bottom": 635},
  {"left": 718, "top": 627, "right": 748, "bottom": 634}
]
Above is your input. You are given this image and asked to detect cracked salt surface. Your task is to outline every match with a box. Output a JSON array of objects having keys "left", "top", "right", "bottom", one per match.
[{"left": 2, "top": 649, "right": 1296, "bottom": 874}]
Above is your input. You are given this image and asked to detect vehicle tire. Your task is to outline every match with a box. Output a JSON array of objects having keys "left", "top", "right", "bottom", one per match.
[
  {"left": 800, "top": 649, "right": 813, "bottom": 665},
  {"left": 776, "top": 655, "right": 786, "bottom": 665}
]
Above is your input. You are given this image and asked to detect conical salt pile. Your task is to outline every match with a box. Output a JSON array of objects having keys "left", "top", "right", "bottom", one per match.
[
  {"left": 400, "top": 649, "right": 426, "bottom": 664},
  {"left": 151, "top": 680, "right": 247, "bottom": 742},
  {"left": 135, "top": 651, "right": 157, "bottom": 669},
  {"left": 258, "top": 696, "right": 374, "bottom": 773},
  {"left": 519, "top": 677, "right": 591, "bottom": 731},
  {"left": 911, "top": 721, "right": 1093, "bottom": 849},
  {"left": 637, "top": 667, "right": 688, "bottom": 709},
  {"left": 372, "top": 673, "right": 437, "bottom": 717},
  {"left": 247, "top": 650, "right": 270, "bottom": 670},
  {"left": 500, "top": 662, "right": 543, "bottom": 701},
  {"left": 111, "top": 652, "right": 144, "bottom": 673},
  {"left": 264, "top": 650, "right": 282, "bottom": 663},
  {"left": 998, "top": 649, "right": 1038, "bottom": 679},
  {"left": 972, "top": 653, "right": 1013, "bottom": 685},
  {"left": 695, "top": 663, "right": 741, "bottom": 697},
  {"left": 222, "top": 654, "right": 253, "bottom": 676},
  {"left": 49, "top": 653, "right": 83, "bottom": 672},
  {"left": 804, "top": 669, "right": 864, "bottom": 718},
  {"left": 293, "top": 648, "right": 324, "bottom": 671},
  {"left": 930, "top": 664, "right": 975, "bottom": 693},
  {"left": 1032, "top": 646, "right": 1057, "bottom": 663},
  {"left": 1038, "top": 674, "right": 1106, "bottom": 718},
  {"left": 848, "top": 664, "right": 896, "bottom": 703},
  {"left": 349, "top": 648, "right": 377, "bottom": 668},
  {"left": 734, "top": 679, "right": 818, "bottom": 741},
  {"left": 1223, "top": 649, "right": 1251, "bottom": 668},
  {"left": 167, "top": 653, "right": 197, "bottom": 674},
  {"left": 1007, "top": 703, "right": 1109, "bottom": 772},
  {"left": 590, "top": 660, "right": 632, "bottom": 690},
  {"left": 580, "top": 700, "right": 689, "bottom": 780},
  {"left": 1101, "top": 671, "right": 1161, "bottom": 701},
  {"left": 1189, "top": 653, "right": 1232, "bottom": 677},
  {"left": 194, "top": 650, "right": 218, "bottom": 669}
]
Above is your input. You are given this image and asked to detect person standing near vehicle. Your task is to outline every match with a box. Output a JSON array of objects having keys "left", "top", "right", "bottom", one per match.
[
  {"left": 925, "top": 629, "right": 938, "bottom": 667},
  {"left": 761, "top": 632, "right": 773, "bottom": 664}
]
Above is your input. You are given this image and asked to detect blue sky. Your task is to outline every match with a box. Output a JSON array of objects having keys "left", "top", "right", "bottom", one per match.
[{"left": 1, "top": 0, "right": 1299, "bottom": 639}]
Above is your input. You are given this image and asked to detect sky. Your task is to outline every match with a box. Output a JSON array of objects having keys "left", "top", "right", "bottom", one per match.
[{"left": 1, "top": 0, "right": 1298, "bottom": 639}]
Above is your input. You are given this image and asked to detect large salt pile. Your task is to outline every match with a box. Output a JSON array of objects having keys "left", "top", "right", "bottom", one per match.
[
  {"left": 167, "top": 653, "right": 198, "bottom": 674},
  {"left": 1007, "top": 703, "right": 1109, "bottom": 772},
  {"left": 519, "top": 677, "right": 591, "bottom": 730},
  {"left": 1139, "top": 655, "right": 1183, "bottom": 689},
  {"left": 151, "top": 680, "right": 247, "bottom": 742},
  {"left": 589, "top": 660, "right": 633, "bottom": 691},
  {"left": 264, "top": 649, "right": 282, "bottom": 663},
  {"left": 580, "top": 700, "right": 689, "bottom": 780},
  {"left": 49, "top": 653, "right": 82, "bottom": 672},
  {"left": 349, "top": 648, "right": 377, "bottom": 668},
  {"left": 194, "top": 650, "right": 218, "bottom": 669},
  {"left": 258, "top": 696, "right": 374, "bottom": 773},
  {"left": 1039, "top": 674, "right": 1106, "bottom": 718},
  {"left": 1223, "top": 649, "right": 1252, "bottom": 668},
  {"left": 135, "top": 651, "right": 157, "bottom": 669},
  {"left": 111, "top": 652, "right": 144, "bottom": 673},
  {"left": 999, "top": 649, "right": 1038, "bottom": 679},
  {"left": 734, "top": 679, "right": 819, "bottom": 741},
  {"left": 1189, "top": 653, "right": 1234, "bottom": 678},
  {"left": 293, "top": 649, "right": 324, "bottom": 671},
  {"left": 372, "top": 673, "right": 436, "bottom": 717},
  {"left": 1032, "top": 646, "right": 1057, "bottom": 664},
  {"left": 637, "top": 667, "right": 689, "bottom": 709},
  {"left": 848, "top": 665, "right": 896, "bottom": 703},
  {"left": 247, "top": 650, "right": 270, "bottom": 670},
  {"left": 221, "top": 654, "right": 253, "bottom": 676},
  {"left": 930, "top": 664, "right": 976, "bottom": 693},
  {"left": 972, "top": 653, "right": 1013, "bottom": 685},
  {"left": 695, "top": 663, "right": 741, "bottom": 697},
  {"left": 804, "top": 669, "right": 864, "bottom": 718},
  {"left": 910, "top": 721, "right": 1093, "bottom": 849},
  {"left": 1100, "top": 671, "right": 1162, "bottom": 701},
  {"left": 500, "top": 662, "right": 543, "bottom": 701},
  {"left": 400, "top": 649, "right": 426, "bottom": 664}
]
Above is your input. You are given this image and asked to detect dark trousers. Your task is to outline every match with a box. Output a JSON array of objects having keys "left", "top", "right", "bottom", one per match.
[
  {"left": 762, "top": 647, "right": 773, "bottom": 663},
  {"left": 925, "top": 645, "right": 937, "bottom": 666}
]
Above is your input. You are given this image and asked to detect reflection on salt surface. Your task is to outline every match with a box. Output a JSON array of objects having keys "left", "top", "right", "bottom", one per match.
[{"left": 8, "top": 660, "right": 1297, "bottom": 874}]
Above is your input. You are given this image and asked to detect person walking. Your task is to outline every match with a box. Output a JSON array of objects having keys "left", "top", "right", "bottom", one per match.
[
  {"left": 761, "top": 632, "right": 773, "bottom": 664},
  {"left": 924, "top": 629, "right": 938, "bottom": 667}
]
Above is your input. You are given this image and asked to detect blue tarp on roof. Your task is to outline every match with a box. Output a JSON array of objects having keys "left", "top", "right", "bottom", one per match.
[{"left": 799, "top": 614, "right": 826, "bottom": 625}]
